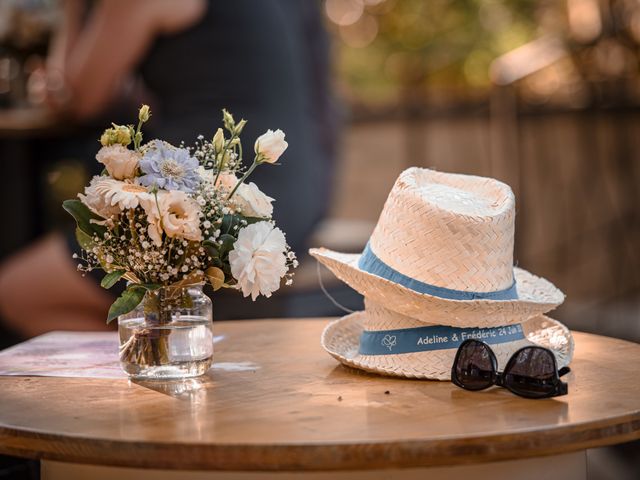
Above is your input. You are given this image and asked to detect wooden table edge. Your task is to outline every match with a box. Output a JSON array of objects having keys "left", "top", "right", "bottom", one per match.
[{"left": 0, "top": 413, "right": 638, "bottom": 471}]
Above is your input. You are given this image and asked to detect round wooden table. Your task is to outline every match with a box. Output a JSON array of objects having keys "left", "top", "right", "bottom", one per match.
[{"left": 0, "top": 319, "right": 639, "bottom": 480}]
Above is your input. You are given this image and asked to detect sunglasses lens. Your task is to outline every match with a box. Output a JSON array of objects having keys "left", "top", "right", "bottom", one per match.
[
  {"left": 454, "top": 341, "right": 495, "bottom": 390},
  {"left": 503, "top": 347, "right": 558, "bottom": 398}
]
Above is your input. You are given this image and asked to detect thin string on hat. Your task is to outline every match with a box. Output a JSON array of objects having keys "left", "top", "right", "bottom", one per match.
[{"left": 316, "top": 261, "right": 356, "bottom": 314}]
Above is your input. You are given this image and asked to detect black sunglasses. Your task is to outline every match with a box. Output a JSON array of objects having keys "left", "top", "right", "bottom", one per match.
[{"left": 451, "top": 339, "right": 570, "bottom": 399}]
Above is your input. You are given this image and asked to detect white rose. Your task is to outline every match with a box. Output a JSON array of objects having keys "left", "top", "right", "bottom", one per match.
[
  {"left": 234, "top": 182, "right": 274, "bottom": 218},
  {"left": 141, "top": 190, "right": 202, "bottom": 246},
  {"left": 254, "top": 129, "right": 288, "bottom": 164},
  {"left": 96, "top": 144, "right": 140, "bottom": 180},
  {"left": 229, "top": 221, "right": 288, "bottom": 300}
]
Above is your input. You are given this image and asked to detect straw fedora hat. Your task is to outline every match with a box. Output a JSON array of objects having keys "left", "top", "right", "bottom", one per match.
[
  {"left": 321, "top": 299, "right": 574, "bottom": 380},
  {"left": 310, "top": 168, "right": 565, "bottom": 327}
]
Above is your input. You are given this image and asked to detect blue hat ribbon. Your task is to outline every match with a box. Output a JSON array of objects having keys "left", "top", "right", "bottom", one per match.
[{"left": 357, "top": 243, "right": 518, "bottom": 301}]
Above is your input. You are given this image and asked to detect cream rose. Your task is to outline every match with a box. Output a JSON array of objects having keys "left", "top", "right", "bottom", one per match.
[
  {"left": 96, "top": 144, "right": 140, "bottom": 180},
  {"left": 141, "top": 190, "right": 202, "bottom": 246},
  {"left": 214, "top": 172, "right": 239, "bottom": 192},
  {"left": 254, "top": 129, "right": 288, "bottom": 164},
  {"left": 198, "top": 169, "right": 239, "bottom": 194},
  {"left": 234, "top": 182, "right": 274, "bottom": 218}
]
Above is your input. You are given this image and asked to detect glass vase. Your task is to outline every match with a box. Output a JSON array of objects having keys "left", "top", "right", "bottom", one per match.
[{"left": 118, "top": 285, "right": 213, "bottom": 380}]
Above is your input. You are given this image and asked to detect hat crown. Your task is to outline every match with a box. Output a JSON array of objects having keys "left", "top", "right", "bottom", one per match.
[{"left": 369, "top": 168, "right": 515, "bottom": 293}]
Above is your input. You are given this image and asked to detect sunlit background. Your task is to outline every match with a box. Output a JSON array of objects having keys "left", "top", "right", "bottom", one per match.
[
  {"left": 0, "top": 0, "right": 638, "bottom": 338},
  {"left": 321, "top": 0, "right": 640, "bottom": 344}
]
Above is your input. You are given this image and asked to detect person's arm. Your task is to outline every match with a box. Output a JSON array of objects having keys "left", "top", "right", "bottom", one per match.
[
  {"left": 50, "top": 0, "right": 205, "bottom": 119},
  {"left": 46, "top": 0, "right": 84, "bottom": 75}
]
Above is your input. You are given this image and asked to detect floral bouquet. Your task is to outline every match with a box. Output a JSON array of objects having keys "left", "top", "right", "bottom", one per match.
[{"left": 63, "top": 106, "right": 297, "bottom": 375}]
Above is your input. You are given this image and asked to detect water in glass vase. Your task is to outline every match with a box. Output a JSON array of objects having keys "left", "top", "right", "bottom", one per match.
[
  {"left": 117, "top": 285, "right": 214, "bottom": 380},
  {"left": 119, "top": 316, "right": 213, "bottom": 379}
]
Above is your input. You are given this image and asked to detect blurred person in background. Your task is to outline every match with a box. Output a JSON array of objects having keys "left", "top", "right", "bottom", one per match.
[{"left": 0, "top": 0, "right": 336, "bottom": 339}]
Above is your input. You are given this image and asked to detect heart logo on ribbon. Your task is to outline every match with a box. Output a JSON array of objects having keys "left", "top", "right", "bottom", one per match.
[{"left": 381, "top": 334, "right": 397, "bottom": 351}]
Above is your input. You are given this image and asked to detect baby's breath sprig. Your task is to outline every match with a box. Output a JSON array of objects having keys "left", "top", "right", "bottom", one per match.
[{"left": 284, "top": 249, "right": 299, "bottom": 286}]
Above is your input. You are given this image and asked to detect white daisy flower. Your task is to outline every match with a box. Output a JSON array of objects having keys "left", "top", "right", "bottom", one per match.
[
  {"left": 92, "top": 177, "right": 151, "bottom": 211},
  {"left": 78, "top": 176, "right": 122, "bottom": 218}
]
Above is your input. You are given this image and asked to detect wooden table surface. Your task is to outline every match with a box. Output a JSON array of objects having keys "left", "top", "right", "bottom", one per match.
[{"left": 0, "top": 319, "right": 638, "bottom": 472}]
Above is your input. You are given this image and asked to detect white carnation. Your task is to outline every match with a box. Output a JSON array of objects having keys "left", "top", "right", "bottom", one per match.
[
  {"left": 96, "top": 145, "right": 140, "bottom": 180},
  {"left": 254, "top": 129, "right": 288, "bottom": 164},
  {"left": 234, "top": 182, "right": 274, "bottom": 218},
  {"left": 141, "top": 190, "right": 202, "bottom": 246},
  {"left": 229, "top": 221, "right": 288, "bottom": 300}
]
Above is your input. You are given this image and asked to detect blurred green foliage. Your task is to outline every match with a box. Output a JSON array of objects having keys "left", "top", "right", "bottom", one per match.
[{"left": 327, "top": 0, "right": 545, "bottom": 104}]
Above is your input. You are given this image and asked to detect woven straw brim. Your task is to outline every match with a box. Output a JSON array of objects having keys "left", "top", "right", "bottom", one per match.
[
  {"left": 321, "top": 312, "right": 574, "bottom": 381},
  {"left": 310, "top": 248, "right": 565, "bottom": 327}
]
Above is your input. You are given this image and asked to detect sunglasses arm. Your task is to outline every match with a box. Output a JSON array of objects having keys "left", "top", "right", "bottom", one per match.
[
  {"left": 495, "top": 368, "right": 570, "bottom": 397},
  {"left": 557, "top": 381, "right": 568, "bottom": 395}
]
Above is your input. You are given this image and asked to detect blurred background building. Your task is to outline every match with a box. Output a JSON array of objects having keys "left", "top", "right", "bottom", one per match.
[{"left": 0, "top": 0, "right": 638, "bottom": 339}]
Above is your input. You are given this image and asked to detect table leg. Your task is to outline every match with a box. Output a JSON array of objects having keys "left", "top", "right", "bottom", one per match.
[{"left": 42, "top": 451, "right": 587, "bottom": 480}]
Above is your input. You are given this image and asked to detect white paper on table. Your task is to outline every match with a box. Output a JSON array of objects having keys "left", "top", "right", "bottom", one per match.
[
  {"left": 0, "top": 331, "right": 126, "bottom": 378},
  {"left": 0, "top": 331, "right": 228, "bottom": 379}
]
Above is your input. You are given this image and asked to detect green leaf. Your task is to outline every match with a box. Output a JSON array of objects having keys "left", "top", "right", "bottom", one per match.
[
  {"left": 203, "top": 239, "right": 220, "bottom": 260},
  {"left": 220, "top": 214, "right": 238, "bottom": 234},
  {"left": 205, "top": 267, "right": 225, "bottom": 291},
  {"left": 211, "top": 257, "right": 223, "bottom": 268},
  {"left": 62, "top": 199, "right": 107, "bottom": 237},
  {"left": 101, "top": 270, "right": 127, "bottom": 289},
  {"left": 218, "top": 234, "right": 236, "bottom": 258},
  {"left": 75, "top": 228, "right": 109, "bottom": 269},
  {"left": 75, "top": 228, "right": 95, "bottom": 251},
  {"left": 222, "top": 262, "right": 232, "bottom": 280},
  {"left": 220, "top": 214, "right": 262, "bottom": 234},
  {"left": 107, "top": 286, "right": 146, "bottom": 323}
]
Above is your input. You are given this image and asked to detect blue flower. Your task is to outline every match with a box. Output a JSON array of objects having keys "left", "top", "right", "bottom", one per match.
[{"left": 139, "top": 141, "right": 201, "bottom": 193}]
